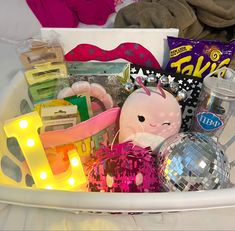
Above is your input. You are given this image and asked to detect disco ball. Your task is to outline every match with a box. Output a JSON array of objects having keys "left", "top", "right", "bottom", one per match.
[{"left": 157, "top": 132, "right": 231, "bottom": 192}]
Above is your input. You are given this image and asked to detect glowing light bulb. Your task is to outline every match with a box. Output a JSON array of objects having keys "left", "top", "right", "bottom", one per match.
[
  {"left": 71, "top": 157, "right": 79, "bottom": 167},
  {"left": 40, "top": 172, "right": 47, "bottom": 180},
  {"left": 68, "top": 177, "right": 75, "bottom": 186},
  {"left": 27, "top": 138, "right": 35, "bottom": 147},
  {"left": 19, "top": 120, "right": 28, "bottom": 129},
  {"left": 4, "top": 112, "right": 87, "bottom": 191}
]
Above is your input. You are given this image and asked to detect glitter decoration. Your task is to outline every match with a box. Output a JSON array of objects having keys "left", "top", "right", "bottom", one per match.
[
  {"left": 157, "top": 132, "right": 230, "bottom": 191},
  {"left": 88, "top": 142, "right": 160, "bottom": 192},
  {"left": 169, "top": 81, "right": 179, "bottom": 93},
  {"left": 176, "top": 89, "right": 188, "bottom": 101},
  {"left": 146, "top": 74, "right": 157, "bottom": 83},
  {"left": 159, "top": 75, "right": 169, "bottom": 86}
]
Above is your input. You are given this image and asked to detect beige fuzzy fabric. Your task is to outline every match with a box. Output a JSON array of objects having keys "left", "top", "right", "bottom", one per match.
[
  {"left": 114, "top": 0, "right": 235, "bottom": 40},
  {"left": 187, "top": 0, "right": 235, "bottom": 28},
  {"left": 114, "top": 0, "right": 235, "bottom": 68}
]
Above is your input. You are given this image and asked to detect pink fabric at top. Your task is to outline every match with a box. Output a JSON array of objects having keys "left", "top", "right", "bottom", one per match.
[{"left": 26, "top": 0, "right": 115, "bottom": 28}]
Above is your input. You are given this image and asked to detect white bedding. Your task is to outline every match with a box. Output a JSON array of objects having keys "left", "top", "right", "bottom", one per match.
[
  {"left": 1, "top": 203, "right": 235, "bottom": 230},
  {"left": 0, "top": 0, "right": 41, "bottom": 41},
  {"left": 0, "top": 40, "right": 21, "bottom": 90}
]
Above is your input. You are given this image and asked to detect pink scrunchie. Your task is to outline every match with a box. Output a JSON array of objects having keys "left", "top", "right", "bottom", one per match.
[{"left": 26, "top": 0, "right": 115, "bottom": 27}]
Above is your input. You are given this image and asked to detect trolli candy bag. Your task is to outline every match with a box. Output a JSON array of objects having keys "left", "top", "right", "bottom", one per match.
[{"left": 165, "top": 36, "right": 235, "bottom": 78}]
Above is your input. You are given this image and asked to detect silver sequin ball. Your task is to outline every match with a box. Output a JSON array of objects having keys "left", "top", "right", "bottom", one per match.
[{"left": 157, "top": 132, "right": 231, "bottom": 192}]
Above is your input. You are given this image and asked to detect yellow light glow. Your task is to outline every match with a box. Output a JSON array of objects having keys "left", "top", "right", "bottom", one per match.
[
  {"left": 19, "top": 120, "right": 28, "bottom": 129},
  {"left": 27, "top": 138, "right": 35, "bottom": 147},
  {"left": 68, "top": 177, "right": 75, "bottom": 186},
  {"left": 70, "top": 157, "right": 79, "bottom": 167},
  {"left": 40, "top": 172, "right": 47, "bottom": 180},
  {"left": 4, "top": 112, "right": 87, "bottom": 191}
]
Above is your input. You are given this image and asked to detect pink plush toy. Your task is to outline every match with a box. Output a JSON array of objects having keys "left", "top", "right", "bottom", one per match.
[{"left": 119, "top": 79, "right": 181, "bottom": 150}]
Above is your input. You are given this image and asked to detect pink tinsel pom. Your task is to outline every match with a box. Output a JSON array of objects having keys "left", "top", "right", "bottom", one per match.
[{"left": 88, "top": 142, "right": 160, "bottom": 192}]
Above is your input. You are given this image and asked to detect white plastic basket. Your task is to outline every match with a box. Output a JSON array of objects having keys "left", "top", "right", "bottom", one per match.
[
  {"left": 1, "top": 27, "right": 235, "bottom": 213},
  {"left": 0, "top": 71, "right": 235, "bottom": 214}
]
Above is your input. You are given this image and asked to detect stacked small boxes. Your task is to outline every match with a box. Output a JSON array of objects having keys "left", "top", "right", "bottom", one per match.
[
  {"left": 19, "top": 40, "right": 80, "bottom": 132},
  {"left": 20, "top": 40, "right": 69, "bottom": 104}
]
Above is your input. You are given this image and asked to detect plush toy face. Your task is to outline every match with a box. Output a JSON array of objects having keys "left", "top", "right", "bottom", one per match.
[{"left": 119, "top": 86, "right": 181, "bottom": 150}]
